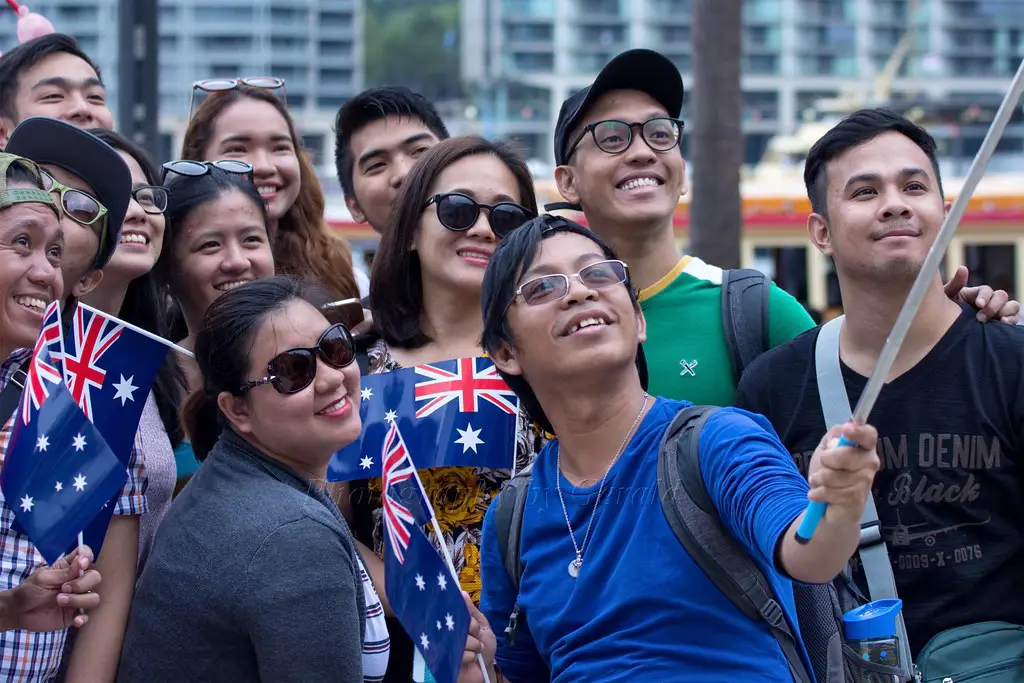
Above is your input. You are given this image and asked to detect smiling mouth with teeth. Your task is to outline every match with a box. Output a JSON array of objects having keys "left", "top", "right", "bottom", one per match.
[
  {"left": 119, "top": 233, "right": 149, "bottom": 246},
  {"left": 618, "top": 177, "right": 662, "bottom": 191},
  {"left": 14, "top": 295, "right": 48, "bottom": 313},
  {"left": 257, "top": 186, "right": 278, "bottom": 198},
  {"left": 566, "top": 317, "right": 609, "bottom": 335},
  {"left": 215, "top": 280, "right": 251, "bottom": 292}
]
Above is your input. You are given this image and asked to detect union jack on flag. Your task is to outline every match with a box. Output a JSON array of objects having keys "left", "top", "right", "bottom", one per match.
[
  {"left": 22, "top": 301, "right": 64, "bottom": 425},
  {"left": 381, "top": 421, "right": 431, "bottom": 564},
  {"left": 63, "top": 306, "right": 124, "bottom": 421},
  {"left": 414, "top": 357, "right": 518, "bottom": 419}
]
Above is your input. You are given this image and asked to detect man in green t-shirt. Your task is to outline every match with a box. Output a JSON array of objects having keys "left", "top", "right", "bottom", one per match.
[{"left": 547, "top": 48, "right": 1018, "bottom": 406}]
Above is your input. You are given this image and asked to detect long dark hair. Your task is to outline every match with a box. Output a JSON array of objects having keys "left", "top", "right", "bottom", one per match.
[
  {"left": 369, "top": 135, "right": 538, "bottom": 349},
  {"left": 181, "top": 86, "right": 360, "bottom": 313},
  {"left": 179, "top": 276, "right": 329, "bottom": 460},
  {"left": 88, "top": 128, "right": 187, "bottom": 448}
]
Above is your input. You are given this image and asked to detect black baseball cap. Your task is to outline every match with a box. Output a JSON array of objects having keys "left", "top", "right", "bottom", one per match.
[
  {"left": 7, "top": 117, "right": 130, "bottom": 270},
  {"left": 553, "top": 49, "right": 685, "bottom": 166}
]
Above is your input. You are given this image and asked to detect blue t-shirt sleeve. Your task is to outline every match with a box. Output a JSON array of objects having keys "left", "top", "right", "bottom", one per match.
[
  {"left": 480, "top": 493, "right": 548, "bottom": 682},
  {"left": 699, "top": 407, "right": 810, "bottom": 571}
]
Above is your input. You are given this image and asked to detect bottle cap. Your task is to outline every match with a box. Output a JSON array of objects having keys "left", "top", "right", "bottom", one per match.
[{"left": 842, "top": 599, "right": 903, "bottom": 641}]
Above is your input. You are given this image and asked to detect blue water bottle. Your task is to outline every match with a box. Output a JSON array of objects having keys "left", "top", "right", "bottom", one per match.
[{"left": 843, "top": 599, "right": 904, "bottom": 682}]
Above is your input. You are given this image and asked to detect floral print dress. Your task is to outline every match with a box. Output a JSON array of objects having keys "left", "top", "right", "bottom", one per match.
[{"left": 348, "top": 340, "right": 542, "bottom": 604}]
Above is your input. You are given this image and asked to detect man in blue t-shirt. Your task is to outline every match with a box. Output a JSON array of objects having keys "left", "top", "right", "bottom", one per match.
[{"left": 475, "top": 214, "right": 882, "bottom": 682}]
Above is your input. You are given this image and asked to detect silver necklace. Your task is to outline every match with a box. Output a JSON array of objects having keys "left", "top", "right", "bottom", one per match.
[{"left": 556, "top": 393, "right": 649, "bottom": 579}]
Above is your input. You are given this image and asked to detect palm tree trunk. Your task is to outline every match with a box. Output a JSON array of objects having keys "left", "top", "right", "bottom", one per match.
[{"left": 689, "top": 0, "right": 744, "bottom": 269}]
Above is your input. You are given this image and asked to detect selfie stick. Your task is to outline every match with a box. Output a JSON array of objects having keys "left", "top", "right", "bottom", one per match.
[{"left": 795, "top": 55, "right": 1024, "bottom": 544}]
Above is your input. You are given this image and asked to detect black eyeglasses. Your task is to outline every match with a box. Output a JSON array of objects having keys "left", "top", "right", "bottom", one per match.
[
  {"left": 162, "top": 160, "right": 255, "bottom": 184},
  {"left": 566, "top": 118, "right": 684, "bottom": 160},
  {"left": 39, "top": 169, "right": 108, "bottom": 227},
  {"left": 240, "top": 323, "right": 356, "bottom": 395},
  {"left": 130, "top": 186, "right": 168, "bottom": 215},
  {"left": 513, "top": 259, "right": 629, "bottom": 307},
  {"left": 425, "top": 192, "right": 534, "bottom": 238},
  {"left": 189, "top": 77, "right": 286, "bottom": 120}
]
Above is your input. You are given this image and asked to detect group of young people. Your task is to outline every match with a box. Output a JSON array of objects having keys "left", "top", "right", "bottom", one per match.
[{"left": 0, "top": 30, "right": 1019, "bottom": 683}]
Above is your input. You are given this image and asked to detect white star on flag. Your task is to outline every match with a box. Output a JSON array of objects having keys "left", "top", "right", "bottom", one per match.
[
  {"left": 454, "top": 423, "right": 484, "bottom": 453},
  {"left": 384, "top": 409, "right": 398, "bottom": 423},
  {"left": 72, "top": 434, "right": 87, "bottom": 451},
  {"left": 19, "top": 495, "right": 33, "bottom": 512},
  {"left": 36, "top": 435, "right": 49, "bottom": 451},
  {"left": 359, "top": 456, "right": 373, "bottom": 470},
  {"left": 420, "top": 633, "right": 430, "bottom": 650},
  {"left": 54, "top": 481, "right": 63, "bottom": 492},
  {"left": 73, "top": 474, "right": 87, "bottom": 491},
  {"left": 360, "top": 387, "right": 373, "bottom": 401},
  {"left": 437, "top": 573, "right": 447, "bottom": 591},
  {"left": 436, "top": 620, "right": 442, "bottom": 631},
  {"left": 415, "top": 574, "right": 426, "bottom": 591},
  {"left": 112, "top": 374, "right": 138, "bottom": 406},
  {"left": 445, "top": 613, "right": 455, "bottom": 631}
]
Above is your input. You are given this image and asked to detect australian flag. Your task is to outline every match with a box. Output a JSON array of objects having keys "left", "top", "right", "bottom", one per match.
[
  {"left": 329, "top": 356, "right": 519, "bottom": 481},
  {"left": 64, "top": 303, "right": 173, "bottom": 556},
  {"left": 381, "top": 422, "right": 470, "bottom": 683},
  {"left": 1, "top": 303, "right": 127, "bottom": 564}
]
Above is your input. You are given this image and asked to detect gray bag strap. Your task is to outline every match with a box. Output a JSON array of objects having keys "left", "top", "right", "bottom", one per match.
[
  {"left": 815, "top": 316, "right": 914, "bottom": 675},
  {"left": 658, "top": 405, "right": 813, "bottom": 683}
]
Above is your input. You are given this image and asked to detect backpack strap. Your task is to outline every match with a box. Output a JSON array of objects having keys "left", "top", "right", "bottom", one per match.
[
  {"left": 493, "top": 461, "right": 535, "bottom": 646},
  {"left": 721, "top": 268, "right": 771, "bottom": 383},
  {"left": 815, "top": 316, "right": 914, "bottom": 677},
  {"left": 0, "top": 358, "right": 28, "bottom": 426},
  {"left": 658, "top": 405, "right": 813, "bottom": 683}
]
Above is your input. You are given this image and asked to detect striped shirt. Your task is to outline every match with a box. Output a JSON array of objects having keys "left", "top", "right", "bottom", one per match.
[
  {"left": 0, "top": 349, "right": 148, "bottom": 681},
  {"left": 358, "top": 557, "right": 390, "bottom": 682}
]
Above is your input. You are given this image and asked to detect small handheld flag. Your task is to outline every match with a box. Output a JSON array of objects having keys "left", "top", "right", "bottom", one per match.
[
  {"left": 1, "top": 304, "right": 127, "bottom": 564},
  {"left": 381, "top": 421, "right": 473, "bottom": 683},
  {"left": 329, "top": 356, "right": 518, "bottom": 482},
  {"left": 64, "top": 303, "right": 175, "bottom": 556}
]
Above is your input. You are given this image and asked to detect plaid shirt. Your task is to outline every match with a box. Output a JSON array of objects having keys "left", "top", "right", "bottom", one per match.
[{"left": 0, "top": 349, "right": 148, "bottom": 681}]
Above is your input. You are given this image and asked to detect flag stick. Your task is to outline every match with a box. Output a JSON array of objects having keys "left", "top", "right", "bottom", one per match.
[
  {"left": 795, "top": 55, "right": 1024, "bottom": 544},
  {"left": 412, "top": 467, "right": 492, "bottom": 683},
  {"left": 76, "top": 530, "right": 85, "bottom": 617},
  {"left": 76, "top": 303, "right": 195, "bottom": 359}
]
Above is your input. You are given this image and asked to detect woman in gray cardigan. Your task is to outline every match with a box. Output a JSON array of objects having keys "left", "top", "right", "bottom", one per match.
[{"left": 117, "top": 276, "right": 385, "bottom": 682}]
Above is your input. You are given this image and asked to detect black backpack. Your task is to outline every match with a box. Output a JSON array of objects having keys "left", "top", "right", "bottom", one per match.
[
  {"left": 492, "top": 405, "right": 909, "bottom": 683},
  {"left": 721, "top": 268, "right": 771, "bottom": 382}
]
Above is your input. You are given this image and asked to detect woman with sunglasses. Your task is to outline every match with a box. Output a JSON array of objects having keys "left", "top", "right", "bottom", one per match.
[
  {"left": 118, "top": 276, "right": 394, "bottom": 682},
  {"left": 181, "top": 83, "right": 361, "bottom": 327},
  {"left": 156, "top": 161, "right": 275, "bottom": 488},
  {"left": 342, "top": 135, "right": 541, "bottom": 681}
]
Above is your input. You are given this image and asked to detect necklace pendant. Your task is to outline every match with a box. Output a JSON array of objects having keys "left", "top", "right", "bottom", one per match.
[{"left": 568, "top": 556, "right": 582, "bottom": 578}]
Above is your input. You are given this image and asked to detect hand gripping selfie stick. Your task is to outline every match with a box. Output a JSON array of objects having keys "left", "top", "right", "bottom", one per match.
[{"left": 795, "top": 55, "right": 1024, "bottom": 544}]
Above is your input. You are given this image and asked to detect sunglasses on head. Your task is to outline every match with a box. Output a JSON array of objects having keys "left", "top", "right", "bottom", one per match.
[
  {"left": 240, "top": 323, "right": 356, "bottom": 395},
  {"left": 425, "top": 192, "right": 534, "bottom": 239},
  {"left": 39, "top": 169, "right": 108, "bottom": 227},
  {"left": 162, "top": 159, "right": 255, "bottom": 184},
  {"left": 189, "top": 77, "right": 286, "bottom": 120}
]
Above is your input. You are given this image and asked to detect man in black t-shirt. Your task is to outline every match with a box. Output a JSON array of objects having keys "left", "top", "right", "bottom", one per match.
[{"left": 735, "top": 109, "right": 1024, "bottom": 657}]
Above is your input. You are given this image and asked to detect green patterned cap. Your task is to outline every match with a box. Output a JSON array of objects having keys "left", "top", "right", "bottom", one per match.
[{"left": 0, "top": 153, "right": 59, "bottom": 215}]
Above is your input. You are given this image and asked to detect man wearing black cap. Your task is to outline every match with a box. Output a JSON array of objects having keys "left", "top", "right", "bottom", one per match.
[
  {"left": 7, "top": 116, "right": 129, "bottom": 302},
  {"left": 548, "top": 48, "right": 1018, "bottom": 408},
  {"left": 475, "top": 214, "right": 881, "bottom": 681},
  {"left": 2, "top": 117, "right": 144, "bottom": 683}
]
